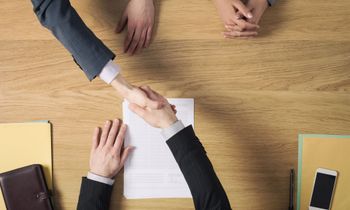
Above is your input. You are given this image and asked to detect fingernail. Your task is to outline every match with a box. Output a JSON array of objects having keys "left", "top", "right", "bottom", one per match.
[{"left": 247, "top": 13, "right": 253, "bottom": 19}]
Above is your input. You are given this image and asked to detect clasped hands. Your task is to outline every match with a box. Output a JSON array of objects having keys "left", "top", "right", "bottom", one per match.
[
  {"left": 89, "top": 85, "right": 178, "bottom": 179},
  {"left": 214, "top": 0, "right": 268, "bottom": 38}
]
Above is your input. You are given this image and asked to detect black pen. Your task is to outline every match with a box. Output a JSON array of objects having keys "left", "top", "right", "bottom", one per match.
[{"left": 289, "top": 169, "right": 294, "bottom": 210}]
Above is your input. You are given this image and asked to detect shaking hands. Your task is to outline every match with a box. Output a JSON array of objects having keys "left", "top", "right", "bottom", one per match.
[
  {"left": 111, "top": 74, "right": 177, "bottom": 128},
  {"left": 214, "top": 0, "right": 268, "bottom": 38},
  {"left": 129, "top": 86, "right": 178, "bottom": 129}
]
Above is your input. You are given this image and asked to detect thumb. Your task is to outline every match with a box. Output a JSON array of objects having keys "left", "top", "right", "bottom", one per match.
[
  {"left": 140, "top": 86, "right": 156, "bottom": 100},
  {"left": 140, "top": 86, "right": 161, "bottom": 101},
  {"left": 129, "top": 103, "right": 146, "bottom": 118},
  {"left": 116, "top": 12, "right": 128, "bottom": 33},
  {"left": 233, "top": 1, "right": 253, "bottom": 19},
  {"left": 146, "top": 98, "right": 163, "bottom": 109},
  {"left": 120, "top": 146, "right": 134, "bottom": 167},
  {"left": 139, "top": 86, "right": 165, "bottom": 109}
]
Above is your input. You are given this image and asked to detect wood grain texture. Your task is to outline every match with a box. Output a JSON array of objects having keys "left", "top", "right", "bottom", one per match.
[{"left": 0, "top": 0, "right": 350, "bottom": 209}]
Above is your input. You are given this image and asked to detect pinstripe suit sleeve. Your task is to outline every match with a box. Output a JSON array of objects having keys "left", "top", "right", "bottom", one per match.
[
  {"left": 77, "top": 177, "right": 113, "bottom": 210},
  {"left": 166, "top": 126, "right": 232, "bottom": 210}
]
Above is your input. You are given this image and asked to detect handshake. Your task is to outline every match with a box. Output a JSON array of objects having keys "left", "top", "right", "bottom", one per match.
[
  {"left": 126, "top": 85, "right": 178, "bottom": 129},
  {"left": 89, "top": 85, "right": 178, "bottom": 179},
  {"left": 214, "top": 0, "right": 269, "bottom": 38},
  {"left": 110, "top": 74, "right": 178, "bottom": 129}
]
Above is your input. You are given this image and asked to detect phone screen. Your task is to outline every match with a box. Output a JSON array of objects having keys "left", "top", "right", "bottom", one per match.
[{"left": 310, "top": 173, "right": 336, "bottom": 208}]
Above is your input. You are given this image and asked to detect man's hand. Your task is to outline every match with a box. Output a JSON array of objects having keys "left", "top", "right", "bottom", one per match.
[
  {"left": 111, "top": 74, "right": 164, "bottom": 109},
  {"left": 214, "top": 0, "right": 259, "bottom": 37},
  {"left": 125, "top": 85, "right": 164, "bottom": 109},
  {"left": 129, "top": 86, "right": 178, "bottom": 128},
  {"left": 224, "top": 0, "right": 268, "bottom": 38},
  {"left": 116, "top": 0, "right": 155, "bottom": 55},
  {"left": 90, "top": 119, "right": 133, "bottom": 178}
]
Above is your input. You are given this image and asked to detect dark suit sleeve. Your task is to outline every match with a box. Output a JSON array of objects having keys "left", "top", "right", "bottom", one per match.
[
  {"left": 31, "top": 0, "right": 115, "bottom": 81},
  {"left": 166, "top": 126, "right": 232, "bottom": 210},
  {"left": 77, "top": 177, "right": 113, "bottom": 210}
]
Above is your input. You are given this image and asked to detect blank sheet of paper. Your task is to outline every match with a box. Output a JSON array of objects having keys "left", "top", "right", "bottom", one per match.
[{"left": 123, "top": 98, "right": 194, "bottom": 199}]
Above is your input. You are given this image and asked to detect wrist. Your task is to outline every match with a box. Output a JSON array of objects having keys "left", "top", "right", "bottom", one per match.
[
  {"left": 111, "top": 74, "right": 133, "bottom": 98},
  {"left": 161, "top": 116, "right": 178, "bottom": 129},
  {"left": 90, "top": 169, "right": 113, "bottom": 179},
  {"left": 88, "top": 171, "right": 115, "bottom": 185}
]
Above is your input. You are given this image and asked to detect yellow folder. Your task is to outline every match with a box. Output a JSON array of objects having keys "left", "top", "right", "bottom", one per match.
[
  {"left": 0, "top": 121, "right": 52, "bottom": 209},
  {"left": 297, "top": 134, "right": 350, "bottom": 210}
]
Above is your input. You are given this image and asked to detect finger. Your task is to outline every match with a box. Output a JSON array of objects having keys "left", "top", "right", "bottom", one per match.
[
  {"left": 247, "top": 10, "right": 264, "bottom": 25},
  {"left": 146, "top": 98, "right": 163, "bottom": 109},
  {"left": 248, "top": 16, "right": 258, "bottom": 25},
  {"left": 141, "top": 86, "right": 164, "bottom": 99},
  {"left": 232, "top": 0, "right": 253, "bottom": 19},
  {"left": 106, "top": 119, "right": 120, "bottom": 147},
  {"left": 116, "top": 12, "right": 128, "bottom": 33},
  {"left": 91, "top": 127, "right": 100, "bottom": 151},
  {"left": 171, "top": 104, "right": 176, "bottom": 111},
  {"left": 127, "top": 27, "right": 142, "bottom": 55},
  {"left": 140, "top": 86, "right": 158, "bottom": 100},
  {"left": 246, "top": 0, "right": 267, "bottom": 24},
  {"left": 120, "top": 146, "right": 134, "bottom": 167},
  {"left": 135, "top": 28, "right": 147, "bottom": 54},
  {"left": 233, "top": 18, "right": 259, "bottom": 31},
  {"left": 124, "top": 27, "right": 135, "bottom": 53},
  {"left": 235, "top": 11, "right": 244, "bottom": 20},
  {"left": 100, "top": 120, "right": 112, "bottom": 147},
  {"left": 223, "top": 30, "right": 258, "bottom": 38},
  {"left": 129, "top": 103, "right": 147, "bottom": 118},
  {"left": 139, "top": 86, "right": 164, "bottom": 109},
  {"left": 113, "top": 124, "right": 127, "bottom": 155},
  {"left": 171, "top": 106, "right": 177, "bottom": 114},
  {"left": 225, "top": 24, "right": 242, "bottom": 32},
  {"left": 144, "top": 26, "right": 153, "bottom": 48}
]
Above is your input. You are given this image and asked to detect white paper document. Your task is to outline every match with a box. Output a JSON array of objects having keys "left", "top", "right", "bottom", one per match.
[{"left": 123, "top": 98, "right": 194, "bottom": 199}]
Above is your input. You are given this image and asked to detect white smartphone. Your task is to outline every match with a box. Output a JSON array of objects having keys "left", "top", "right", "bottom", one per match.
[{"left": 309, "top": 168, "right": 338, "bottom": 210}]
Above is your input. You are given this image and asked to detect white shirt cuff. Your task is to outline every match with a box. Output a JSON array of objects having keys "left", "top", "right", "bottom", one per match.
[
  {"left": 87, "top": 172, "right": 115, "bottom": 186},
  {"left": 99, "top": 60, "right": 120, "bottom": 84},
  {"left": 161, "top": 120, "right": 185, "bottom": 140}
]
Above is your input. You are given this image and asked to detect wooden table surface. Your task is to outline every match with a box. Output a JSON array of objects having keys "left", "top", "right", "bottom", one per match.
[{"left": 1, "top": 0, "right": 349, "bottom": 209}]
